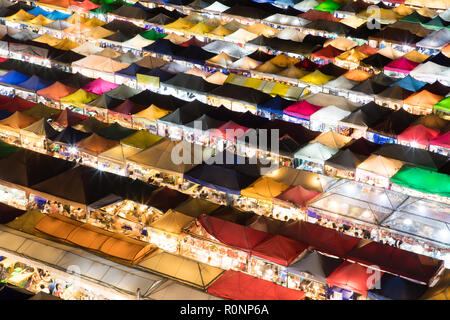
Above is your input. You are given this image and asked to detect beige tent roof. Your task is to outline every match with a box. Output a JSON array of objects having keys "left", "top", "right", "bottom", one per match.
[
  {"left": 85, "top": 26, "right": 115, "bottom": 39},
  {"left": 72, "top": 55, "right": 128, "bottom": 72},
  {"left": 304, "top": 93, "right": 360, "bottom": 112},
  {"left": 245, "top": 23, "right": 278, "bottom": 37},
  {"left": 254, "top": 61, "right": 283, "bottom": 73},
  {"left": 122, "top": 35, "right": 154, "bottom": 50},
  {"left": 149, "top": 209, "right": 195, "bottom": 234},
  {"left": 174, "top": 197, "right": 221, "bottom": 217},
  {"left": 270, "top": 54, "right": 300, "bottom": 68},
  {"left": 206, "top": 52, "right": 236, "bottom": 67},
  {"left": 208, "top": 25, "right": 233, "bottom": 37},
  {"left": 136, "top": 56, "right": 166, "bottom": 69},
  {"left": 127, "top": 139, "right": 210, "bottom": 176},
  {"left": 205, "top": 72, "right": 228, "bottom": 85},
  {"left": 403, "top": 50, "right": 429, "bottom": 63},
  {"left": 33, "top": 33, "right": 61, "bottom": 46},
  {"left": 223, "top": 20, "right": 245, "bottom": 32},
  {"left": 185, "top": 68, "right": 211, "bottom": 79},
  {"left": 164, "top": 33, "right": 189, "bottom": 45},
  {"left": 138, "top": 249, "right": 224, "bottom": 289},
  {"left": 97, "top": 47, "right": 122, "bottom": 59},
  {"left": 241, "top": 176, "right": 290, "bottom": 202},
  {"left": 277, "top": 66, "right": 310, "bottom": 79},
  {"left": 224, "top": 28, "right": 258, "bottom": 42},
  {"left": 378, "top": 46, "right": 405, "bottom": 60},
  {"left": 229, "top": 56, "right": 262, "bottom": 70},
  {"left": 71, "top": 42, "right": 103, "bottom": 56},
  {"left": 310, "top": 130, "right": 353, "bottom": 149},
  {"left": 357, "top": 155, "right": 404, "bottom": 178},
  {"left": 340, "top": 16, "right": 366, "bottom": 28},
  {"left": 265, "top": 167, "right": 327, "bottom": 193},
  {"left": 416, "top": 7, "right": 438, "bottom": 18},
  {"left": 75, "top": 133, "right": 119, "bottom": 155},
  {"left": 324, "top": 37, "right": 358, "bottom": 51},
  {"left": 98, "top": 144, "right": 142, "bottom": 164}
]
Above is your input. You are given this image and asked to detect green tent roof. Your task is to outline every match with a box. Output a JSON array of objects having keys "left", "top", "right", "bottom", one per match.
[
  {"left": 421, "top": 17, "right": 446, "bottom": 31},
  {"left": 98, "top": 122, "right": 136, "bottom": 141},
  {"left": 141, "top": 29, "right": 167, "bottom": 41},
  {"left": 314, "top": 0, "right": 342, "bottom": 12},
  {"left": 90, "top": 4, "right": 119, "bottom": 15},
  {"left": 0, "top": 140, "right": 19, "bottom": 159},
  {"left": 390, "top": 166, "right": 450, "bottom": 198},
  {"left": 120, "top": 129, "right": 163, "bottom": 149},
  {"left": 434, "top": 97, "right": 450, "bottom": 113}
]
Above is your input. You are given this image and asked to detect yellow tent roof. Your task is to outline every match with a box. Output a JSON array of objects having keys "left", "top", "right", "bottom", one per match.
[
  {"left": 357, "top": 155, "right": 403, "bottom": 178},
  {"left": 132, "top": 104, "right": 171, "bottom": 121},
  {"left": 300, "top": 70, "right": 334, "bottom": 85},
  {"left": 5, "top": 9, "right": 35, "bottom": 22},
  {"left": 335, "top": 49, "right": 368, "bottom": 63},
  {"left": 52, "top": 38, "right": 79, "bottom": 50},
  {"left": 270, "top": 82, "right": 291, "bottom": 98},
  {"left": 63, "top": 23, "right": 92, "bottom": 33},
  {"left": 340, "top": 16, "right": 366, "bottom": 28},
  {"left": 120, "top": 130, "right": 163, "bottom": 150},
  {"left": 270, "top": 54, "right": 300, "bottom": 68},
  {"left": 244, "top": 77, "right": 263, "bottom": 90},
  {"left": 188, "top": 22, "right": 214, "bottom": 35},
  {"left": 359, "top": 8, "right": 400, "bottom": 22},
  {"left": 343, "top": 69, "right": 372, "bottom": 82},
  {"left": 65, "top": 13, "right": 88, "bottom": 24},
  {"left": 6, "top": 209, "right": 46, "bottom": 235},
  {"left": 208, "top": 25, "right": 233, "bottom": 37},
  {"left": 138, "top": 249, "right": 224, "bottom": 289},
  {"left": 60, "top": 89, "right": 99, "bottom": 104},
  {"left": 324, "top": 37, "right": 358, "bottom": 51},
  {"left": 241, "top": 176, "right": 290, "bottom": 202},
  {"left": 28, "top": 14, "right": 54, "bottom": 26},
  {"left": 416, "top": 7, "right": 438, "bottom": 18},
  {"left": 403, "top": 50, "right": 430, "bottom": 63},
  {"left": 265, "top": 167, "right": 326, "bottom": 193},
  {"left": 254, "top": 61, "right": 283, "bottom": 74},
  {"left": 85, "top": 26, "right": 115, "bottom": 39},
  {"left": 393, "top": 4, "right": 414, "bottom": 16},
  {"left": 98, "top": 144, "right": 141, "bottom": 164},
  {"left": 84, "top": 17, "right": 106, "bottom": 27},
  {"left": 33, "top": 33, "right": 61, "bottom": 46},
  {"left": 149, "top": 209, "right": 194, "bottom": 234},
  {"left": 165, "top": 17, "right": 196, "bottom": 30},
  {"left": 310, "top": 130, "right": 352, "bottom": 149},
  {"left": 245, "top": 23, "right": 278, "bottom": 37}
]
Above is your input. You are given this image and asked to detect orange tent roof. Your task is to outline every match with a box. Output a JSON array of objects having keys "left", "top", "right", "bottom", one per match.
[
  {"left": 36, "top": 81, "right": 77, "bottom": 101},
  {"left": 403, "top": 90, "right": 443, "bottom": 108},
  {"left": 343, "top": 69, "right": 372, "bottom": 82},
  {"left": 442, "top": 44, "right": 450, "bottom": 58},
  {"left": 75, "top": 133, "right": 119, "bottom": 154},
  {"left": 38, "top": 0, "right": 77, "bottom": 9},
  {"left": 0, "top": 111, "right": 38, "bottom": 129}
]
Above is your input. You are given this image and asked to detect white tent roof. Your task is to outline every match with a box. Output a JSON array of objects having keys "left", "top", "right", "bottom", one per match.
[
  {"left": 416, "top": 29, "right": 450, "bottom": 49},
  {"left": 202, "top": 40, "right": 255, "bottom": 59},
  {"left": 324, "top": 75, "right": 359, "bottom": 90},
  {"left": 294, "top": 142, "right": 339, "bottom": 164},
  {"left": 293, "top": 0, "right": 319, "bottom": 11},
  {"left": 304, "top": 93, "right": 360, "bottom": 111},
  {"left": 276, "top": 28, "right": 307, "bottom": 42},
  {"left": 410, "top": 61, "right": 448, "bottom": 83},
  {"left": 263, "top": 14, "right": 310, "bottom": 27},
  {"left": 72, "top": 42, "right": 103, "bottom": 56},
  {"left": 160, "top": 62, "right": 191, "bottom": 74},
  {"left": 440, "top": 8, "right": 450, "bottom": 22},
  {"left": 224, "top": 28, "right": 258, "bottom": 43},
  {"left": 122, "top": 35, "right": 154, "bottom": 50},
  {"left": 228, "top": 56, "right": 262, "bottom": 70},
  {"left": 0, "top": 226, "right": 164, "bottom": 299},
  {"left": 310, "top": 105, "right": 352, "bottom": 125},
  {"left": 203, "top": 1, "right": 230, "bottom": 12}
]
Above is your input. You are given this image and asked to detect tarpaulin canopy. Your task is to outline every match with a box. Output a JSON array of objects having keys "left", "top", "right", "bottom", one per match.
[
  {"left": 53, "top": 108, "right": 88, "bottom": 127},
  {"left": 348, "top": 241, "right": 444, "bottom": 285},
  {"left": 326, "top": 261, "right": 380, "bottom": 296},
  {"left": 120, "top": 130, "right": 162, "bottom": 150},
  {"left": 207, "top": 270, "right": 305, "bottom": 300},
  {"left": 0, "top": 71, "right": 30, "bottom": 85},
  {"left": 22, "top": 103, "right": 61, "bottom": 120},
  {"left": 111, "top": 99, "right": 146, "bottom": 115},
  {"left": 294, "top": 142, "right": 338, "bottom": 164},
  {"left": 368, "top": 273, "right": 428, "bottom": 300},
  {"left": 21, "top": 118, "right": 58, "bottom": 139},
  {"left": 343, "top": 69, "right": 371, "bottom": 82},
  {"left": 310, "top": 130, "right": 352, "bottom": 149},
  {"left": 210, "top": 83, "right": 272, "bottom": 106},
  {"left": 97, "top": 122, "right": 135, "bottom": 141},
  {"left": 251, "top": 234, "right": 308, "bottom": 266},
  {"left": 15, "top": 75, "right": 53, "bottom": 92},
  {"left": 325, "top": 149, "right": 366, "bottom": 171},
  {"left": 0, "top": 96, "right": 36, "bottom": 113},
  {"left": 311, "top": 45, "right": 343, "bottom": 62},
  {"left": 314, "top": 0, "right": 341, "bottom": 12},
  {"left": 434, "top": 96, "right": 450, "bottom": 114},
  {"left": 0, "top": 202, "right": 26, "bottom": 224},
  {"left": 377, "top": 85, "right": 413, "bottom": 101},
  {"left": 369, "top": 108, "right": 420, "bottom": 137},
  {"left": 0, "top": 111, "right": 37, "bottom": 129},
  {"left": 416, "top": 29, "right": 450, "bottom": 49},
  {"left": 209, "top": 121, "right": 249, "bottom": 140},
  {"left": 51, "top": 126, "right": 91, "bottom": 144},
  {"left": 403, "top": 90, "right": 443, "bottom": 110},
  {"left": 76, "top": 133, "right": 119, "bottom": 154},
  {"left": 275, "top": 184, "right": 320, "bottom": 208},
  {"left": 283, "top": 100, "right": 322, "bottom": 120},
  {"left": 392, "top": 75, "right": 426, "bottom": 92},
  {"left": 286, "top": 249, "right": 343, "bottom": 283},
  {"left": 60, "top": 89, "right": 99, "bottom": 105},
  {"left": 241, "top": 176, "right": 290, "bottom": 202},
  {"left": 397, "top": 124, "right": 440, "bottom": 146},
  {"left": 258, "top": 95, "right": 293, "bottom": 115},
  {"left": 356, "top": 155, "right": 403, "bottom": 178},
  {"left": 105, "top": 84, "right": 140, "bottom": 100},
  {"left": 430, "top": 131, "right": 450, "bottom": 149},
  {"left": 390, "top": 165, "right": 450, "bottom": 197},
  {"left": 384, "top": 57, "right": 419, "bottom": 74},
  {"left": 174, "top": 197, "right": 221, "bottom": 218},
  {"left": 36, "top": 81, "right": 77, "bottom": 101}
]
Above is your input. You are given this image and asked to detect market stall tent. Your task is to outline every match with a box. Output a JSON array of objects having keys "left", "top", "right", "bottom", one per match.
[
  {"left": 82, "top": 78, "right": 119, "bottom": 95},
  {"left": 208, "top": 270, "right": 305, "bottom": 300},
  {"left": 326, "top": 261, "right": 381, "bottom": 296},
  {"left": 36, "top": 81, "right": 77, "bottom": 102},
  {"left": 240, "top": 176, "right": 290, "bottom": 202},
  {"left": 0, "top": 111, "right": 37, "bottom": 129},
  {"left": 397, "top": 124, "right": 440, "bottom": 147},
  {"left": 368, "top": 273, "right": 428, "bottom": 300},
  {"left": 275, "top": 185, "right": 320, "bottom": 209},
  {"left": 310, "top": 130, "right": 352, "bottom": 149},
  {"left": 251, "top": 234, "right": 308, "bottom": 266},
  {"left": 420, "top": 269, "right": 450, "bottom": 300}
]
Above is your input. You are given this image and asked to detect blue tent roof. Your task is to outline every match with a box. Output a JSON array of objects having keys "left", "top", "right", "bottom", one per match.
[
  {"left": 51, "top": 127, "right": 91, "bottom": 144},
  {"left": 367, "top": 273, "right": 427, "bottom": 300},
  {"left": 0, "top": 110, "right": 13, "bottom": 120},
  {"left": 258, "top": 95, "right": 293, "bottom": 115},
  {"left": 16, "top": 75, "right": 54, "bottom": 92},
  {"left": 0, "top": 71, "right": 30, "bottom": 85},
  {"left": 115, "top": 63, "right": 152, "bottom": 78},
  {"left": 46, "top": 10, "right": 72, "bottom": 20},
  {"left": 392, "top": 75, "right": 426, "bottom": 92},
  {"left": 27, "top": 7, "right": 51, "bottom": 17}
]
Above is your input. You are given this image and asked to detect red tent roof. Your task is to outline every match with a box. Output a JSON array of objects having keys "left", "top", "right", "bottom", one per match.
[
  {"left": 430, "top": 131, "right": 450, "bottom": 149},
  {"left": 71, "top": 0, "right": 100, "bottom": 11},
  {"left": 209, "top": 120, "right": 250, "bottom": 140},
  {"left": 199, "top": 215, "right": 271, "bottom": 252},
  {"left": 280, "top": 221, "right": 361, "bottom": 257},
  {"left": 299, "top": 9, "right": 341, "bottom": 22},
  {"left": 346, "top": 241, "right": 444, "bottom": 285},
  {"left": 275, "top": 185, "right": 320, "bottom": 208},
  {"left": 283, "top": 100, "right": 322, "bottom": 120},
  {"left": 0, "top": 96, "right": 36, "bottom": 112},
  {"left": 397, "top": 124, "right": 440, "bottom": 146},
  {"left": 384, "top": 57, "right": 419, "bottom": 74},
  {"left": 207, "top": 270, "right": 306, "bottom": 300},
  {"left": 53, "top": 109, "right": 88, "bottom": 127},
  {"left": 327, "top": 261, "right": 381, "bottom": 296},
  {"left": 312, "top": 46, "right": 344, "bottom": 61},
  {"left": 180, "top": 38, "right": 207, "bottom": 47},
  {"left": 295, "top": 58, "right": 319, "bottom": 71},
  {"left": 251, "top": 234, "right": 308, "bottom": 266},
  {"left": 111, "top": 99, "right": 146, "bottom": 115}
]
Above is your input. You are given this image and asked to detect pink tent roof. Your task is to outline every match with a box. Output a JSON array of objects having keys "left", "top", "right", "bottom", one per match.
[
  {"left": 384, "top": 57, "right": 419, "bottom": 74},
  {"left": 430, "top": 131, "right": 450, "bottom": 149},
  {"left": 209, "top": 120, "right": 250, "bottom": 140},
  {"left": 275, "top": 185, "right": 321, "bottom": 208},
  {"left": 283, "top": 100, "right": 322, "bottom": 120},
  {"left": 397, "top": 124, "right": 440, "bottom": 146},
  {"left": 82, "top": 79, "right": 119, "bottom": 95},
  {"left": 71, "top": 0, "right": 100, "bottom": 11}
]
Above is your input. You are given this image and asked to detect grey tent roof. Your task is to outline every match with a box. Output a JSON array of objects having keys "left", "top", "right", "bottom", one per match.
[
  {"left": 185, "top": 114, "right": 225, "bottom": 131},
  {"left": 21, "top": 118, "right": 59, "bottom": 139},
  {"left": 286, "top": 249, "right": 343, "bottom": 283},
  {"left": 324, "top": 149, "right": 366, "bottom": 171},
  {"left": 105, "top": 84, "right": 141, "bottom": 100}
]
